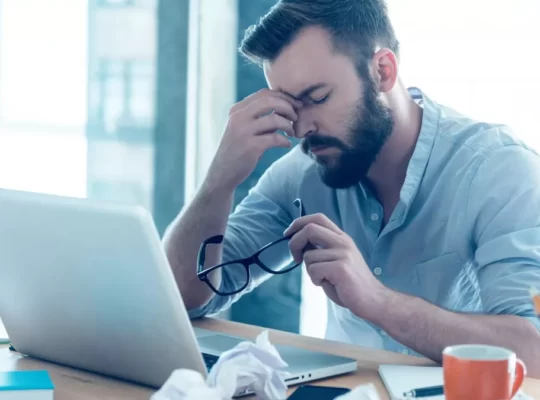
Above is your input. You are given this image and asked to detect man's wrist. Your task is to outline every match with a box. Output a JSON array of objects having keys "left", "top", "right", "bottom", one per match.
[
  {"left": 355, "top": 283, "right": 398, "bottom": 324},
  {"left": 200, "top": 174, "right": 236, "bottom": 198}
]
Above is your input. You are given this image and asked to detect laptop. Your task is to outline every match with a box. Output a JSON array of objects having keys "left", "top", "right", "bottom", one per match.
[{"left": 0, "top": 189, "right": 357, "bottom": 394}]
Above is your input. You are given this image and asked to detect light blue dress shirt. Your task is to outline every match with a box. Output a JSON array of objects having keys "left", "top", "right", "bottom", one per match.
[{"left": 189, "top": 88, "right": 540, "bottom": 356}]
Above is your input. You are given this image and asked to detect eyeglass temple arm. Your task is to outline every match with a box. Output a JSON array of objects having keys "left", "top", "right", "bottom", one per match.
[
  {"left": 197, "top": 235, "right": 224, "bottom": 273},
  {"left": 198, "top": 200, "right": 303, "bottom": 272},
  {"left": 294, "top": 198, "right": 306, "bottom": 217}
]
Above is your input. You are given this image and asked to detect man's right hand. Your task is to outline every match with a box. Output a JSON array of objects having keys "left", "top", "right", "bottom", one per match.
[{"left": 204, "top": 89, "right": 302, "bottom": 192}]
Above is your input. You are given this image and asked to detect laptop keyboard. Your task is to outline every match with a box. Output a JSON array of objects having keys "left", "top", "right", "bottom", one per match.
[{"left": 202, "top": 352, "right": 219, "bottom": 371}]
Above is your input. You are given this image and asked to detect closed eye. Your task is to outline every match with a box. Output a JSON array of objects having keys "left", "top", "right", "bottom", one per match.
[{"left": 311, "top": 92, "right": 330, "bottom": 105}]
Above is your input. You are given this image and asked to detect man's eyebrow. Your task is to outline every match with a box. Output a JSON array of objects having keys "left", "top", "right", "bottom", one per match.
[{"left": 281, "top": 83, "right": 328, "bottom": 100}]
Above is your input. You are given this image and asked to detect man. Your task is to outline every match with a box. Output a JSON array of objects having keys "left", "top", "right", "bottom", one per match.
[{"left": 163, "top": 0, "right": 540, "bottom": 375}]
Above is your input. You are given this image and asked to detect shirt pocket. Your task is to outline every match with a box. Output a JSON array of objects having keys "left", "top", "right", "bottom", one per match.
[{"left": 413, "top": 252, "right": 475, "bottom": 308}]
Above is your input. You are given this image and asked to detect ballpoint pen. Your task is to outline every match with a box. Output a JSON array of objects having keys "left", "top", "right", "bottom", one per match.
[{"left": 403, "top": 385, "right": 444, "bottom": 398}]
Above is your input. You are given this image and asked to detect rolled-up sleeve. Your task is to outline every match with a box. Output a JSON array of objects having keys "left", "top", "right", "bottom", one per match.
[
  {"left": 468, "top": 144, "right": 540, "bottom": 331},
  {"left": 188, "top": 148, "right": 305, "bottom": 319}
]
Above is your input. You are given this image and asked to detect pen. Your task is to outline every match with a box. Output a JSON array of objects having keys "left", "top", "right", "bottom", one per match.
[{"left": 403, "top": 385, "right": 444, "bottom": 397}]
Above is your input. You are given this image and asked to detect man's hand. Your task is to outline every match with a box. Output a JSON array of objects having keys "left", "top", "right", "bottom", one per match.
[
  {"left": 284, "top": 213, "right": 385, "bottom": 316},
  {"left": 204, "top": 89, "right": 302, "bottom": 192}
]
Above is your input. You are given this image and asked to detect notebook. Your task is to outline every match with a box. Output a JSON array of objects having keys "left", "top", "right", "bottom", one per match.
[
  {"left": 0, "top": 370, "right": 54, "bottom": 400},
  {"left": 378, "top": 364, "right": 444, "bottom": 399}
]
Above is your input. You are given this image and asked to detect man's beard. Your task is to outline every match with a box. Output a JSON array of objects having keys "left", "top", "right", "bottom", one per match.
[{"left": 301, "top": 79, "right": 394, "bottom": 189}]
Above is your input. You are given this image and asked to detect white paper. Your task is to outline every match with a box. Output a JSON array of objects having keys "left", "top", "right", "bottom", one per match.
[
  {"left": 335, "top": 383, "right": 381, "bottom": 400},
  {"left": 331, "top": 383, "right": 537, "bottom": 400},
  {"left": 0, "top": 318, "right": 9, "bottom": 341},
  {"left": 514, "top": 390, "right": 535, "bottom": 400},
  {"left": 151, "top": 369, "right": 227, "bottom": 400},
  {"left": 151, "top": 330, "right": 289, "bottom": 400}
]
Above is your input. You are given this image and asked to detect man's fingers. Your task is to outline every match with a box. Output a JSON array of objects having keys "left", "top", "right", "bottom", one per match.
[
  {"left": 284, "top": 213, "right": 343, "bottom": 237},
  {"left": 288, "top": 223, "right": 343, "bottom": 262},
  {"left": 305, "top": 262, "right": 345, "bottom": 307},
  {"left": 249, "top": 96, "right": 299, "bottom": 125},
  {"left": 256, "top": 132, "right": 292, "bottom": 150},
  {"left": 252, "top": 113, "right": 295, "bottom": 137},
  {"left": 230, "top": 89, "right": 302, "bottom": 117},
  {"left": 305, "top": 261, "right": 337, "bottom": 286},
  {"left": 302, "top": 248, "right": 341, "bottom": 265}
]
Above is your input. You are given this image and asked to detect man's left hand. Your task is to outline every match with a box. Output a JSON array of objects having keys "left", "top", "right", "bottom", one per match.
[{"left": 284, "top": 213, "right": 385, "bottom": 317}]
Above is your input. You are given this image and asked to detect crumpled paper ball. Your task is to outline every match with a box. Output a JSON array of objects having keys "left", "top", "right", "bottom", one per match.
[{"left": 150, "top": 330, "right": 289, "bottom": 400}]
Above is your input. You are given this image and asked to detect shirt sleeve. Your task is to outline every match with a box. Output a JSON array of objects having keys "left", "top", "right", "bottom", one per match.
[
  {"left": 188, "top": 147, "right": 306, "bottom": 319},
  {"left": 467, "top": 143, "right": 540, "bottom": 331}
]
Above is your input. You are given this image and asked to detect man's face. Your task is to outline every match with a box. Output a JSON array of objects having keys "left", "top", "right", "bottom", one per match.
[{"left": 264, "top": 26, "right": 394, "bottom": 188}]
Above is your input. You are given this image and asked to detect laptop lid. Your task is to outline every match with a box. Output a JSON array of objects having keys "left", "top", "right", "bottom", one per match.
[{"left": 0, "top": 189, "right": 207, "bottom": 387}]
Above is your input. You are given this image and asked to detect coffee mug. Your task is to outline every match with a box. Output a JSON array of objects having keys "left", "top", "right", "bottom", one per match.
[{"left": 443, "top": 344, "right": 526, "bottom": 400}]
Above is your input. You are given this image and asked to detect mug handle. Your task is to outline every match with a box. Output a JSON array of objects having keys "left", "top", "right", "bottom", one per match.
[{"left": 511, "top": 358, "right": 527, "bottom": 398}]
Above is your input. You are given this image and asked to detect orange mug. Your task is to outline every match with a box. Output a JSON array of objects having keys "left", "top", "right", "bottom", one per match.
[{"left": 443, "top": 344, "right": 526, "bottom": 400}]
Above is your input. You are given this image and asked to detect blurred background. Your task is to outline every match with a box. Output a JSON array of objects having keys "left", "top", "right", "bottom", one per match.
[{"left": 0, "top": 0, "right": 538, "bottom": 339}]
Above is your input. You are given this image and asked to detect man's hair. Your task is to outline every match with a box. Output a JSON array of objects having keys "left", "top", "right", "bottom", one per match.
[{"left": 239, "top": 0, "right": 399, "bottom": 74}]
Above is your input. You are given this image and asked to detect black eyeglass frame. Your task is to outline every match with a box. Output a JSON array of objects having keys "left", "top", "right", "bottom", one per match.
[{"left": 196, "top": 198, "right": 306, "bottom": 296}]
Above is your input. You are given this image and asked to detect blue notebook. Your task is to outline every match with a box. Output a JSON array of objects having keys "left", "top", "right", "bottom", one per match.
[{"left": 0, "top": 370, "right": 54, "bottom": 393}]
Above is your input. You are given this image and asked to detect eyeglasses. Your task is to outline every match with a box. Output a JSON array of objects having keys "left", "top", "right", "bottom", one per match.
[{"left": 197, "top": 198, "right": 306, "bottom": 296}]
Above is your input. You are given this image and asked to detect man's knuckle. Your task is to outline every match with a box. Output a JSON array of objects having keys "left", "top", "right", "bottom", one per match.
[
  {"left": 269, "top": 113, "right": 282, "bottom": 125},
  {"left": 314, "top": 213, "right": 326, "bottom": 222},
  {"left": 274, "top": 133, "right": 287, "bottom": 146},
  {"left": 306, "top": 222, "right": 318, "bottom": 234},
  {"left": 288, "top": 236, "right": 300, "bottom": 250},
  {"left": 228, "top": 104, "right": 239, "bottom": 116},
  {"left": 257, "top": 95, "right": 269, "bottom": 109},
  {"left": 228, "top": 112, "right": 243, "bottom": 126}
]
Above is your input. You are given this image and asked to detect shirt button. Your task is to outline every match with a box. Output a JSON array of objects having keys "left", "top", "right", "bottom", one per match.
[
  {"left": 373, "top": 267, "right": 382, "bottom": 276},
  {"left": 370, "top": 213, "right": 379, "bottom": 221},
  {"left": 401, "top": 349, "right": 410, "bottom": 355}
]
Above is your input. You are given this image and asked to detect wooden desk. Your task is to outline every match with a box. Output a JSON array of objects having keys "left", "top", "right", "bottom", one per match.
[{"left": 1, "top": 318, "right": 539, "bottom": 399}]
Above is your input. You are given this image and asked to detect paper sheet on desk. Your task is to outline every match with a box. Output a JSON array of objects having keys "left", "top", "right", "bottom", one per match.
[
  {"left": 332, "top": 383, "right": 535, "bottom": 400},
  {"left": 0, "top": 318, "right": 9, "bottom": 343},
  {"left": 151, "top": 330, "right": 289, "bottom": 400},
  {"left": 378, "top": 365, "right": 535, "bottom": 400}
]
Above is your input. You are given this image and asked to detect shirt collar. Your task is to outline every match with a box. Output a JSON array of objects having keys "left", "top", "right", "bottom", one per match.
[
  {"left": 399, "top": 87, "right": 441, "bottom": 207},
  {"left": 356, "top": 87, "right": 441, "bottom": 206}
]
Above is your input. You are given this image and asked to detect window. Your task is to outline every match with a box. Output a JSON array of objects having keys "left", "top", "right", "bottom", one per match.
[
  {"left": 0, "top": 0, "right": 157, "bottom": 207},
  {"left": 0, "top": 0, "right": 89, "bottom": 198}
]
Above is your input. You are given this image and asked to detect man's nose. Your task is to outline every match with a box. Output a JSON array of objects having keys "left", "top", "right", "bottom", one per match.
[{"left": 293, "top": 109, "right": 317, "bottom": 139}]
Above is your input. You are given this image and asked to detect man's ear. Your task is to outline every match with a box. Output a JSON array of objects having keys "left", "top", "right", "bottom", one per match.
[{"left": 371, "top": 48, "right": 398, "bottom": 93}]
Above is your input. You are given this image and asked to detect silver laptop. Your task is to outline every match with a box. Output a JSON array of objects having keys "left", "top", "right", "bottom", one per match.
[{"left": 0, "top": 188, "right": 357, "bottom": 393}]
